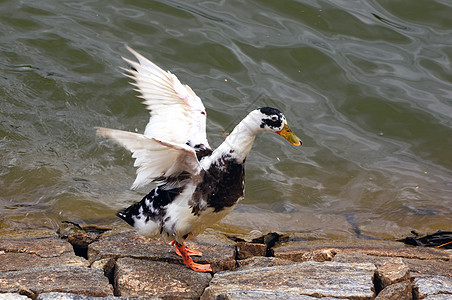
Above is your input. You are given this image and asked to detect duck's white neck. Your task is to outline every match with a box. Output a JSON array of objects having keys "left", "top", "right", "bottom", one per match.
[{"left": 211, "top": 112, "right": 263, "bottom": 163}]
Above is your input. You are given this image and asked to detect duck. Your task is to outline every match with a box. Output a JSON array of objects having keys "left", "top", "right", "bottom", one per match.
[{"left": 96, "top": 47, "right": 302, "bottom": 272}]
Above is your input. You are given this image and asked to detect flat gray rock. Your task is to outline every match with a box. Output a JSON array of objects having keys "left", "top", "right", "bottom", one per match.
[
  {"left": 424, "top": 295, "right": 452, "bottom": 300},
  {"left": 0, "top": 293, "right": 29, "bottom": 300},
  {"left": 37, "top": 292, "right": 132, "bottom": 300},
  {"left": 0, "top": 251, "right": 89, "bottom": 272},
  {"left": 236, "top": 256, "right": 294, "bottom": 270},
  {"left": 274, "top": 240, "right": 450, "bottom": 261},
  {"left": 0, "top": 236, "right": 88, "bottom": 272},
  {"left": 0, "top": 236, "right": 71, "bottom": 258},
  {"left": 0, "top": 266, "right": 113, "bottom": 297},
  {"left": 115, "top": 257, "right": 212, "bottom": 298},
  {"left": 202, "top": 261, "right": 376, "bottom": 299},
  {"left": 209, "top": 289, "right": 343, "bottom": 299},
  {"left": 414, "top": 275, "right": 452, "bottom": 298},
  {"left": 88, "top": 230, "right": 235, "bottom": 272}
]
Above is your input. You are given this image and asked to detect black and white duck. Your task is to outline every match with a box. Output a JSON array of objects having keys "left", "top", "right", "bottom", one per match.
[{"left": 97, "top": 47, "right": 302, "bottom": 272}]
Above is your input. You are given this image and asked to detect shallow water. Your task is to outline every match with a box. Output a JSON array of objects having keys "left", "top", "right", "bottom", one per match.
[{"left": 1, "top": 0, "right": 451, "bottom": 240}]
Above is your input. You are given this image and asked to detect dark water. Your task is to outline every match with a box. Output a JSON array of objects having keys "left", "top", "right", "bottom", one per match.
[{"left": 1, "top": 0, "right": 451, "bottom": 240}]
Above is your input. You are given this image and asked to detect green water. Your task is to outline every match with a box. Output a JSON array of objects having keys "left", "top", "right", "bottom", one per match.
[{"left": 1, "top": 0, "right": 451, "bottom": 240}]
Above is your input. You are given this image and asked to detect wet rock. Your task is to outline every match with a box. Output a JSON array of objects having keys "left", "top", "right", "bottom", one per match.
[
  {"left": 88, "top": 230, "right": 236, "bottom": 272},
  {"left": 202, "top": 261, "right": 376, "bottom": 299},
  {"left": 237, "top": 256, "right": 294, "bottom": 270},
  {"left": 0, "top": 294, "right": 29, "bottom": 300},
  {"left": 236, "top": 241, "right": 267, "bottom": 259},
  {"left": 0, "top": 266, "right": 113, "bottom": 297},
  {"left": 375, "top": 258, "right": 410, "bottom": 289},
  {"left": 0, "top": 236, "right": 73, "bottom": 258},
  {"left": 374, "top": 280, "right": 412, "bottom": 300},
  {"left": 413, "top": 275, "right": 452, "bottom": 299},
  {"left": 115, "top": 257, "right": 211, "bottom": 298},
  {"left": 0, "top": 236, "right": 89, "bottom": 271}
]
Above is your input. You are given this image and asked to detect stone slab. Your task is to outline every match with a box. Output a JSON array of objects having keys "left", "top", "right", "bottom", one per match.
[
  {"left": 0, "top": 266, "right": 113, "bottom": 297},
  {"left": 0, "top": 294, "right": 29, "bottom": 300},
  {"left": 0, "top": 235, "right": 89, "bottom": 272},
  {"left": 424, "top": 295, "right": 452, "bottom": 300},
  {"left": 403, "top": 258, "right": 452, "bottom": 278},
  {"left": 236, "top": 242, "right": 267, "bottom": 259},
  {"left": 414, "top": 275, "right": 452, "bottom": 299},
  {"left": 0, "top": 236, "right": 74, "bottom": 258},
  {"left": 334, "top": 252, "right": 451, "bottom": 279},
  {"left": 87, "top": 231, "right": 171, "bottom": 264},
  {"left": 333, "top": 252, "right": 392, "bottom": 266},
  {"left": 208, "top": 289, "right": 343, "bottom": 299},
  {"left": 37, "top": 292, "right": 130, "bottom": 299},
  {"left": 274, "top": 240, "right": 450, "bottom": 261},
  {"left": 202, "top": 261, "right": 376, "bottom": 299},
  {"left": 237, "top": 256, "right": 294, "bottom": 270},
  {"left": 0, "top": 251, "right": 89, "bottom": 272},
  {"left": 88, "top": 230, "right": 236, "bottom": 272},
  {"left": 115, "top": 257, "right": 211, "bottom": 298}
]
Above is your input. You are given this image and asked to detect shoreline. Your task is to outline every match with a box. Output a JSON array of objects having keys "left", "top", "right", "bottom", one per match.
[{"left": 0, "top": 228, "right": 451, "bottom": 299}]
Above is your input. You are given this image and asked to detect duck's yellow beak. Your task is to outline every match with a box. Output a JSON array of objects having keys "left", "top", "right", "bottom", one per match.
[{"left": 277, "top": 123, "right": 302, "bottom": 146}]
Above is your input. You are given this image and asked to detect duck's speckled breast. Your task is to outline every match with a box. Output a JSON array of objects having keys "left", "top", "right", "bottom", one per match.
[{"left": 192, "top": 153, "right": 245, "bottom": 215}]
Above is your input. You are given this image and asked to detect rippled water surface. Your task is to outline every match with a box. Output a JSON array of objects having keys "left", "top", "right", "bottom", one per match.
[{"left": 1, "top": 0, "right": 451, "bottom": 240}]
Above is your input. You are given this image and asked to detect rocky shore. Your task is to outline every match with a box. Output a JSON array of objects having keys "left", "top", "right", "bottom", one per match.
[{"left": 0, "top": 228, "right": 451, "bottom": 299}]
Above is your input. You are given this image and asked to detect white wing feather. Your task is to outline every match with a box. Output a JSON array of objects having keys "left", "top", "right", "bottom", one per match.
[
  {"left": 123, "top": 46, "right": 210, "bottom": 148},
  {"left": 96, "top": 127, "right": 201, "bottom": 190},
  {"left": 97, "top": 48, "right": 212, "bottom": 189}
]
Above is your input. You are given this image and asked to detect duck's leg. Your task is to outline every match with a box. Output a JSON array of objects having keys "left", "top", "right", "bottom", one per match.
[
  {"left": 171, "top": 240, "right": 203, "bottom": 257},
  {"left": 173, "top": 241, "right": 212, "bottom": 272}
]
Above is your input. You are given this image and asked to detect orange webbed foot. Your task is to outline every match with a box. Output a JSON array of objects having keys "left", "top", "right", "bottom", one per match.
[
  {"left": 171, "top": 240, "right": 203, "bottom": 257},
  {"left": 187, "top": 261, "right": 212, "bottom": 272},
  {"left": 173, "top": 241, "right": 212, "bottom": 273}
]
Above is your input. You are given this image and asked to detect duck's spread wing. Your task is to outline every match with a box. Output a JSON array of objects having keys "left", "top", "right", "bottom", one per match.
[
  {"left": 96, "top": 127, "right": 200, "bottom": 189},
  {"left": 123, "top": 47, "right": 210, "bottom": 149}
]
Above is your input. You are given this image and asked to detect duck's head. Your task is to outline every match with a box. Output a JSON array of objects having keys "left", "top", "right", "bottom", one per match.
[{"left": 252, "top": 107, "right": 302, "bottom": 146}]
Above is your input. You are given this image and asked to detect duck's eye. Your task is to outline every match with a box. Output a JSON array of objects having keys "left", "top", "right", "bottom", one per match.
[{"left": 271, "top": 116, "right": 278, "bottom": 121}]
